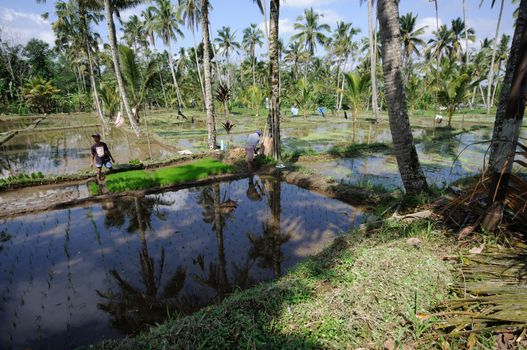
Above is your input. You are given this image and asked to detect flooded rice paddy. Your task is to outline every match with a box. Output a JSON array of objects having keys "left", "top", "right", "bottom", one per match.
[
  {"left": 0, "top": 177, "right": 362, "bottom": 349},
  {"left": 0, "top": 124, "right": 172, "bottom": 178}
]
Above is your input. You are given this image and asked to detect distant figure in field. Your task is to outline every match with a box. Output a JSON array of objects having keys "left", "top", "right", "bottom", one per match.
[
  {"left": 435, "top": 115, "right": 443, "bottom": 124},
  {"left": 246, "top": 130, "right": 262, "bottom": 174},
  {"left": 90, "top": 133, "right": 115, "bottom": 181},
  {"left": 344, "top": 111, "right": 348, "bottom": 119},
  {"left": 291, "top": 105, "right": 299, "bottom": 117}
]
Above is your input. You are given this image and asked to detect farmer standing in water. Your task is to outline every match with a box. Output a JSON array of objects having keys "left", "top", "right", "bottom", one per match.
[
  {"left": 90, "top": 133, "right": 115, "bottom": 181},
  {"left": 246, "top": 130, "right": 261, "bottom": 174}
]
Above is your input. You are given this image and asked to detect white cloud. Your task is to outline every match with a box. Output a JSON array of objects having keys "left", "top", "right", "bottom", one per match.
[
  {"left": 416, "top": 16, "right": 443, "bottom": 39},
  {"left": 0, "top": 7, "right": 55, "bottom": 46},
  {"left": 283, "top": 0, "right": 338, "bottom": 8},
  {"left": 316, "top": 8, "right": 343, "bottom": 26},
  {"left": 258, "top": 18, "right": 296, "bottom": 35},
  {"left": 118, "top": 4, "right": 149, "bottom": 22}
]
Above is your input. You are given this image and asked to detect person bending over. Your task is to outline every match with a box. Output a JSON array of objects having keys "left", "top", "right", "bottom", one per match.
[
  {"left": 246, "top": 130, "right": 262, "bottom": 174},
  {"left": 90, "top": 133, "right": 115, "bottom": 181}
]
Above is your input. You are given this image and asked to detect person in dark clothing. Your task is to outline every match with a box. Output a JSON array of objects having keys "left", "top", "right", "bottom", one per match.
[{"left": 90, "top": 133, "right": 115, "bottom": 180}]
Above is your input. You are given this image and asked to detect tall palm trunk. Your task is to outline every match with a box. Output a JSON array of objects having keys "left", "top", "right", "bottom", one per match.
[
  {"left": 377, "top": 0, "right": 428, "bottom": 194},
  {"left": 79, "top": 6, "right": 104, "bottom": 124},
  {"left": 486, "top": 0, "right": 527, "bottom": 221},
  {"left": 103, "top": 0, "right": 140, "bottom": 134},
  {"left": 463, "top": 0, "right": 469, "bottom": 66},
  {"left": 486, "top": 0, "right": 505, "bottom": 114},
  {"left": 192, "top": 28, "right": 206, "bottom": 109},
  {"left": 167, "top": 39, "right": 184, "bottom": 108},
  {"left": 368, "top": 0, "right": 380, "bottom": 122},
  {"left": 212, "top": 184, "right": 228, "bottom": 297},
  {"left": 201, "top": 0, "right": 217, "bottom": 149},
  {"left": 267, "top": 0, "right": 281, "bottom": 161}
]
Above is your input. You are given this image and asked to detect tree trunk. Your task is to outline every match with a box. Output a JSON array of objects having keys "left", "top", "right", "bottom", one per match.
[
  {"left": 368, "top": 0, "right": 380, "bottom": 122},
  {"left": 463, "top": 0, "right": 469, "bottom": 66},
  {"left": 486, "top": 0, "right": 527, "bottom": 215},
  {"left": 80, "top": 6, "right": 104, "bottom": 124},
  {"left": 486, "top": 0, "right": 505, "bottom": 114},
  {"left": 201, "top": 0, "right": 217, "bottom": 149},
  {"left": 269, "top": 0, "right": 281, "bottom": 161},
  {"left": 377, "top": 0, "right": 428, "bottom": 194},
  {"left": 192, "top": 29, "right": 206, "bottom": 110},
  {"left": 167, "top": 40, "right": 184, "bottom": 108},
  {"left": 103, "top": 0, "right": 140, "bottom": 135}
]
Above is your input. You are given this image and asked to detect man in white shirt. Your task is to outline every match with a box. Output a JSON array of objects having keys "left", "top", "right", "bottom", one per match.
[{"left": 246, "top": 130, "right": 262, "bottom": 173}]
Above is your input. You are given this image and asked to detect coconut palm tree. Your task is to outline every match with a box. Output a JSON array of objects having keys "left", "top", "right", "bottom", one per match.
[
  {"left": 343, "top": 72, "right": 370, "bottom": 125},
  {"left": 22, "top": 77, "right": 60, "bottom": 114},
  {"left": 490, "top": 34, "right": 511, "bottom": 105},
  {"left": 52, "top": 0, "right": 105, "bottom": 124},
  {"left": 291, "top": 7, "right": 330, "bottom": 59},
  {"left": 450, "top": 17, "right": 475, "bottom": 61},
  {"left": 102, "top": 0, "right": 142, "bottom": 134},
  {"left": 242, "top": 23, "right": 264, "bottom": 87},
  {"left": 214, "top": 26, "right": 240, "bottom": 90},
  {"left": 333, "top": 21, "right": 361, "bottom": 112},
  {"left": 486, "top": 0, "right": 527, "bottom": 227},
  {"left": 284, "top": 40, "right": 307, "bottom": 80},
  {"left": 141, "top": 7, "right": 156, "bottom": 48},
  {"left": 268, "top": 0, "right": 281, "bottom": 160},
  {"left": 377, "top": 0, "right": 428, "bottom": 194},
  {"left": 486, "top": 0, "right": 505, "bottom": 114},
  {"left": 428, "top": 24, "right": 454, "bottom": 59},
  {"left": 251, "top": 0, "right": 269, "bottom": 48},
  {"left": 179, "top": 0, "right": 206, "bottom": 107},
  {"left": 151, "top": 0, "right": 185, "bottom": 108},
  {"left": 201, "top": 0, "right": 216, "bottom": 149},
  {"left": 123, "top": 14, "right": 147, "bottom": 52},
  {"left": 358, "top": 0, "right": 380, "bottom": 122},
  {"left": 399, "top": 12, "right": 426, "bottom": 70}
]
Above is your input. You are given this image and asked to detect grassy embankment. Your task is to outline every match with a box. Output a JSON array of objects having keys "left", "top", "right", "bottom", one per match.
[
  {"left": 102, "top": 158, "right": 233, "bottom": 193},
  {"left": 96, "top": 218, "right": 460, "bottom": 350}
]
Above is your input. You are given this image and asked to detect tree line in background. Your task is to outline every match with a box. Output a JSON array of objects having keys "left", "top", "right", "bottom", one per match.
[{"left": 0, "top": 0, "right": 511, "bottom": 129}]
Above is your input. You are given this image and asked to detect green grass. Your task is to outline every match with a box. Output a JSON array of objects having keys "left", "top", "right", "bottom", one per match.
[
  {"left": 95, "top": 219, "right": 455, "bottom": 350},
  {"left": 328, "top": 142, "right": 390, "bottom": 157},
  {"left": 104, "top": 158, "right": 234, "bottom": 192},
  {"left": 88, "top": 181, "right": 100, "bottom": 196}
]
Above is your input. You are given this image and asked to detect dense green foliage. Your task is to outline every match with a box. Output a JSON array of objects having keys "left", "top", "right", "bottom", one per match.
[
  {"left": 104, "top": 158, "right": 233, "bottom": 192},
  {"left": 0, "top": 5, "right": 508, "bottom": 121}
]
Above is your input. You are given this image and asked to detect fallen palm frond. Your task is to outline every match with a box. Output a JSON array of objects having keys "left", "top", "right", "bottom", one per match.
[
  {"left": 431, "top": 244, "right": 527, "bottom": 343},
  {"left": 438, "top": 141, "right": 527, "bottom": 237}
]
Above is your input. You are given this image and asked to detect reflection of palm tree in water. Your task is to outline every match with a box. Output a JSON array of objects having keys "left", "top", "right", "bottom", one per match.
[
  {"left": 248, "top": 178, "right": 290, "bottom": 278},
  {"left": 101, "top": 194, "right": 171, "bottom": 232},
  {"left": 195, "top": 183, "right": 241, "bottom": 298},
  {"left": 97, "top": 196, "right": 196, "bottom": 334}
]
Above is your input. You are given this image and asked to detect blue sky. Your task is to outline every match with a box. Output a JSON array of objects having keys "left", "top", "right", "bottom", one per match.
[{"left": 0, "top": 0, "right": 517, "bottom": 59}]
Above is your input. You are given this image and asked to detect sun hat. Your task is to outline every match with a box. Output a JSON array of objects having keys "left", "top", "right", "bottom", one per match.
[{"left": 91, "top": 132, "right": 101, "bottom": 138}]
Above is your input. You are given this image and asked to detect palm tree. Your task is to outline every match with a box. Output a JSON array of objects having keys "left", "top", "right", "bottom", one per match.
[
  {"left": 53, "top": 0, "right": 105, "bottom": 124},
  {"left": 486, "top": 0, "right": 505, "bottom": 114},
  {"left": 214, "top": 26, "right": 240, "bottom": 90},
  {"left": 360, "top": 0, "right": 380, "bottom": 122},
  {"left": 491, "top": 34, "right": 511, "bottom": 105},
  {"left": 284, "top": 40, "right": 307, "bottom": 80},
  {"left": 103, "top": 0, "right": 141, "bottom": 134},
  {"left": 333, "top": 21, "right": 361, "bottom": 112},
  {"left": 201, "top": 0, "right": 216, "bottom": 149},
  {"left": 343, "top": 72, "right": 370, "bottom": 125},
  {"left": 428, "top": 24, "right": 454, "bottom": 59},
  {"left": 151, "top": 0, "right": 185, "bottom": 108},
  {"left": 142, "top": 7, "right": 156, "bottom": 48},
  {"left": 399, "top": 12, "right": 426, "bottom": 70},
  {"left": 294, "top": 78, "right": 315, "bottom": 120},
  {"left": 123, "top": 14, "right": 147, "bottom": 52},
  {"left": 268, "top": 0, "right": 281, "bottom": 160},
  {"left": 486, "top": 0, "right": 527, "bottom": 226},
  {"left": 450, "top": 17, "right": 475, "bottom": 61},
  {"left": 22, "top": 77, "right": 60, "bottom": 113},
  {"left": 251, "top": 0, "right": 269, "bottom": 48},
  {"left": 377, "top": 0, "right": 428, "bottom": 194},
  {"left": 291, "top": 8, "right": 330, "bottom": 59},
  {"left": 242, "top": 23, "right": 264, "bottom": 87},
  {"left": 179, "top": 0, "right": 206, "bottom": 108}
]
